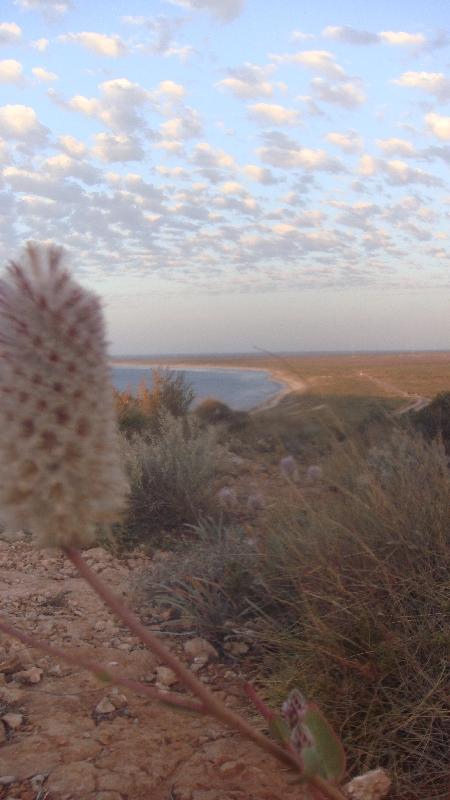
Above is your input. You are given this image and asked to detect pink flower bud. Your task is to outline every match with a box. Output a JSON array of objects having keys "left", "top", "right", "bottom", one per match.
[{"left": 0, "top": 243, "right": 128, "bottom": 547}]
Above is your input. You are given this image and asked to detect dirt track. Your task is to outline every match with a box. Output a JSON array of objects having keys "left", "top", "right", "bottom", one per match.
[{"left": 0, "top": 538, "right": 303, "bottom": 800}]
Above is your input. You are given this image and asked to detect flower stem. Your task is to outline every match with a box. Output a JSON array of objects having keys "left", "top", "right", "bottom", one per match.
[
  {"left": 0, "top": 615, "right": 203, "bottom": 713},
  {"left": 64, "top": 546, "right": 349, "bottom": 800}
]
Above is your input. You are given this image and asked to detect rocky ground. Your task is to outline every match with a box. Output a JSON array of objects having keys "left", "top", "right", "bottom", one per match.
[{"left": 0, "top": 536, "right": 305, "bottom": 800}]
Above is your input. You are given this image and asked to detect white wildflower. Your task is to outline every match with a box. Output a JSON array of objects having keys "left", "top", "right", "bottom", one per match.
[{"left": 0, "top": 243, "right": 128, "bottom": 547}]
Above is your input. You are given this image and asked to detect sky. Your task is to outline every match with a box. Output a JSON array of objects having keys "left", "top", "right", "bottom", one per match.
[{"left": 0, "top": 0, "right": 450, "bottom": 354}]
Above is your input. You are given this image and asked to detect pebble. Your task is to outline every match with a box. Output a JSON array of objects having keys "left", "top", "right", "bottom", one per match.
[
  {"left": 155, "top": 666, "right": 177, "bottom": 687},
  {"left": 0, "top": 777, "right": 16, "bottom": 786},
  {"left": 2, "top": 713, "right": 24, "bottom": 730},
  {"left": 95, "top": 698, "right": 116, "bottom": 715},
  {"left": 184, "top": 638, "right": 218, "bottom": 661},
  {"left": 16, "top": 666, "right": 43, "bottom": 684}
]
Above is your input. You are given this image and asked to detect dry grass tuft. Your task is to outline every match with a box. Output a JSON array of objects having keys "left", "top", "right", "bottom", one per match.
[{"left": 258, "top": 431, "right": 450, "bottom": 799}]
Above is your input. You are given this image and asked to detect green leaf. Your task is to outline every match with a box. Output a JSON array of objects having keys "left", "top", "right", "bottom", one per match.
[
  {"left": 268, "top": 714, "right": 292, "bottom": 746},
  {"left": 299, "top": 705, "right": 346, "bottom": 782}
]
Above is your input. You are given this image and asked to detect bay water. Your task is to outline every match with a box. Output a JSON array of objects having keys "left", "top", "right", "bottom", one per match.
[{"left": 111, "top": 365, "right": 283, "bottom": 411}]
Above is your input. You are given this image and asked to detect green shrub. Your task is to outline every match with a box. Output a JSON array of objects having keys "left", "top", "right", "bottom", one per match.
[
  {"left": 194, "top": 397, "right": 249, "bottom": 432},
  {"left": 115, "top": 369, "right": 195, "bottom": 437},
  {"left": 134, "top": 519, "right": 264, "bottom": 646},
  {"left": 115, "top": 414, "right": 224, "bottom": 548},
  {"left": 257, "top": 431, "right": 450, "bottom": 799},
  {"left": 411, "top": 392, "right": 450, "bottom": 454}
]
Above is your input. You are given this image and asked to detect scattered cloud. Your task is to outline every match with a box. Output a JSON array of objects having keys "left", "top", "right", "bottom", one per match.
[
  {"left": 376, "top": 138, "right": 416, "bottom": 156},
  {"left": 323, "top": 25, "right": 378, "bottom": 45},
  {"left": 216, "top": 63, "right": 283, "bottom": 98},
  {"left": 167, "top": 0, "right": 245, "bottom": 22},
  {"left": 311, "top": 78, "right": 365, "bottom": 108},
  {"left": 58, "top": 134, "right": 86, "bottom": 157},
  {"left": 14, "top": 0, "right": 72, "bottom": 15},
  {"left": 91, "top": 132, "right": 145, "bottom": 162},
  {"left": 358, "top": 155, "right": 379, "bottom": 176},
  {"left": 30, "top": 38, "right": 48, "bottom": 52},
  {"left": 325, "top": 130, "right": 363, "bottom": 152},
  {"left": 0, "top": 21, "right": 21, "bottom": 44},
  {"left": 58, "top": 31, "right": 126, "bottom": 58},
  {"left": 425, "top": 112, "right": 450, "bottom": 141},
  {"left": 242, "top": 164, "right": 278, "bottom": 184},
  {"left": 0, "top": 58, "right": 23, "bottom": 84},
  {"left": 0, "top": 104, "right": 47, "bottom": 141},
  {"left": 65, "top": 78, "right": 153, "bottom": 132},
  {"left": 32, "top": 66, "right": 58, "bottom": 82},
  {"left": 273, "top": 49, "right": 346, "bottom": 79},
  {"left": 290, "top": 30, "right": 314, "bottom": 42},
  {"left": 258, "top": 132, "right": 344, "bottom": 172},
  {"left": 393, "top": 71, "right": 450, "bottom": 99},
  {"left": 379, "top": 31, "right": 425, "bottom": 46},
  {"left": 248, "top": 102, "right": 299, "bottom": 125},
  {"left": 384, "top": 158, "right": 441, "bottom": 186}
]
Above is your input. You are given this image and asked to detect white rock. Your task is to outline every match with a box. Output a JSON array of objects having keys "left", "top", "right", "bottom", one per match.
[
  {"left": 2, "top": 713, "right": 23, "bottom": 730},
  {"left": 343, "top": 768, "right": 391, "bottom": 800},
  {"left": 95, "top": 697, "right": 116, "bottom": 715},
  {"left": 155, "top": 666, "right": 177, "bottom": 687},
  {"left": 0, "top": 776, "right": 16, "bottom": 785},
  {"left": 225, "top": 641, "right": 249, "bottom": 656},
  {"left": 16, "top": 666, "right": 43, "bottom": 684},
  {"left": 184, "top": 638, "right": 218, "bottom": 661}
]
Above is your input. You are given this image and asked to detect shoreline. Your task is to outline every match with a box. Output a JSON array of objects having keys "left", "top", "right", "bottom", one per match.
[{"left": 110, "top": 359, "right": 307, "bottom": 411}]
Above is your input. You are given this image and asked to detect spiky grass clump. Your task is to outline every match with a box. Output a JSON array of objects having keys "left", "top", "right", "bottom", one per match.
[
  {"left": 258, "top": 431, "right": 450, "bottom": 799},
  {"left": 117, "top": 414, "right": 225, "bottom": 547},
  {"left": 0, "top": 243, "right": 128, "bottom": 547}
]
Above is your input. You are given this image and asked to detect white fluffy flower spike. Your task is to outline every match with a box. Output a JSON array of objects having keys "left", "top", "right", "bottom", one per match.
[{"left": 0, "top": 243, "right": 128, "bottom": 547}]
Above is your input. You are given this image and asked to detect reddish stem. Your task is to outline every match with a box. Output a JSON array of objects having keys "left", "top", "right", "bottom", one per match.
[
  {"left": 244, "top": 682, "right": 277, "bottom": 722},
  {"left": 0, "top": 616, "right": 203, "bottom": 713},
  {"left": 64, "top": 547, "right": 349, "bottom": 800}
]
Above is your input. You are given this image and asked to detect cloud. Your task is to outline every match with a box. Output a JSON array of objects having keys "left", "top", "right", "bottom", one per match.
[
  {"left": 290, "top": 30, "right": 314, "bottom": 42},
  {"left": 58, "top": 134, "right": 86, "bottom": 157},
  {"left": 31, "top": 38, "right": 48, "bottom": 52},
  {"left": 32, "top": 66, "right": 58, "bottom": 82},
  {"left": 155, "top": 80, "right": 186, "bottom": 101},
  {"left": 311, "top": 78, "right": 365, "bottom": 108},
  {"left": 358, "top": 155, "right": 379, "bottom": 176},
  {"left": 65, "top": 78, "right": 153, "bottom": 132},
  {"left": 219, "top": 180, "right": 245, "bottom": 194},
  {"left": 42, "top": 153, "right": 101, "bottom": 184},
  {"left": 0, "top": 59, "right": 23, "bottom": 85},
  {"left": 248, "top": 102, "right": 299, "bottom": 125},
  {"left": 393, "top": 71, "right": 450, "bottom": 99},
  {"left": 325, "top": 130, "right": 363, "bottom": 152},
  {"left": 258, "top": 132, "right": 344, "bottom": 172},
  {"left": 0, "top": 104, "right": 47, "bottom": 141},
  {"left": 379, "top": 31, "right": 425, "bottom": 46},
  {"left": 216, "top": 63, "right": 283, "bottom": 99},
  {"left": 323, "top": 25, "right": 379, "bottom": 45},
  {"left": 384, "top": 159, "right": 442, "bottom": 186},
  {"left": 159, "top": 107, "right": 202, "bottom": 140},
  {"left": 14, "top": 0, "right": 72, "bottom": 15},
  {"left": 91, "top": 132, "right": 145, "bottom": 162},
  {"left": 242, "top": 164, "right": 278, "bottom": 184},
  {"left": 123, "top": 14, "right": 193, "bottom": 60},
  {"left": 191, "top": 142, "right": 236, "bottom": 169},
  {"left": 273, "top": 49, "right": 346, "bottom": 79},
  {"left": 167, "top": 0, "right": 245, "bottom": 22},
  {"left": 425, "top": 112, "right": 450, "bottom": 141},
  {"left": 0, "top": 22, "right": 22, "bottom": 45},
  {"left": 376, "top": 138, "right": 416, "bottom": 156},
  {"left": 58, "top": 32, "right": 126, "bottom": 57},
  {"left": 324, "top": 26, "right": 428, "bottom": 49}
]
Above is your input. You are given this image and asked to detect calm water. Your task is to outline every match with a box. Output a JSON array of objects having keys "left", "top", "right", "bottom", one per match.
[{"left": 111, "top": 366, "right": 283, "bottom": 411}]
